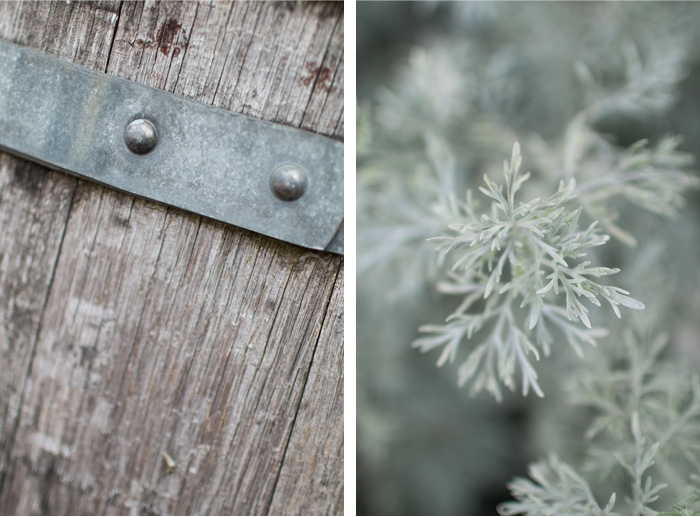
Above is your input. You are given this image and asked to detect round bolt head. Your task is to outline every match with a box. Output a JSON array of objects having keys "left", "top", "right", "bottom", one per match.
[
  {"left": 125, "top": 118, "right": 158, "bottom": 154},
  {"left": 270, "top": 164, "right": 308, "bottom": 201}
]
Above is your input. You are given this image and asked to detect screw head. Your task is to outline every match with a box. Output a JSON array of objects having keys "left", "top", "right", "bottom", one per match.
[
  {"left": 270, "top": 164, "right": 308, "bottom": 201},
  {"left": 124, "top": 118, "right": 158, "bottom": 154}
]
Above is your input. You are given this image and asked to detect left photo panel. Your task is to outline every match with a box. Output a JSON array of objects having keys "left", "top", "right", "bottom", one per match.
[{"left": 0, "top": 1, "right": 343, "bottom": 515}]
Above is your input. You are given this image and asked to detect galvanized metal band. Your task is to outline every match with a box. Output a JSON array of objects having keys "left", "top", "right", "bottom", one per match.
[{"left": 0, "top": 39, "right": 343, "bottom": 254}]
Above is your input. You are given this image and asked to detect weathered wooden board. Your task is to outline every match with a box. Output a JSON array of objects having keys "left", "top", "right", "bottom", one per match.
[{"left": 0, "top": 2, "right": 344, "bottom": 515}]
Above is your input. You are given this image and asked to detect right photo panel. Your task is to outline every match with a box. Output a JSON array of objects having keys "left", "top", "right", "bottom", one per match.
[{"left": 357, "top": 2, "right": 700, "bottom": 515}]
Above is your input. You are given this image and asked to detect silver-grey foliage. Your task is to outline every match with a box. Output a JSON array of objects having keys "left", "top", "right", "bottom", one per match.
[
  {"left": 357, "top": 2, "right": 700, "bottom": 515},
  {"left": 414, "top": 142, "right": 644, "bottom": 400}
]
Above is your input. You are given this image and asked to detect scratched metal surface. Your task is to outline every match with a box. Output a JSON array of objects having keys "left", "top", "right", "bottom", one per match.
[{"left": 0, "top": 38, "right": 344, "bottom": 254}]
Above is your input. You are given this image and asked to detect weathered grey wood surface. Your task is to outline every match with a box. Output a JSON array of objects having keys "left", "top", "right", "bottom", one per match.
[{"left": 0, "top": 2, "right": 344, "bottom": 515}]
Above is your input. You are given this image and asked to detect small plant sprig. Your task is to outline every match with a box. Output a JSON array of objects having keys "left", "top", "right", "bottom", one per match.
[
  {"left": 413, "top": 143, "right": 644, "bottom": 401},
  {"left": 498, "top": 414, "right": 668, "bottom": 516},
  {"left": 501, "top": 329, "right": 700, "bottom": 515},
  {"left": 574, "top": 135, "right": 699, "bottom": 246},
  {"left": 499, "top": 454, "right": 618, "bottom": 516}
]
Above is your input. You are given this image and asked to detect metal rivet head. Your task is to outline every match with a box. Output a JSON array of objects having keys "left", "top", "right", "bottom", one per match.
[
  {"left": 124, "top": 118, "right": 158, "bottom": 154},
  {"left": 270, "top": 164, "right": 308, "bottom": 201}
]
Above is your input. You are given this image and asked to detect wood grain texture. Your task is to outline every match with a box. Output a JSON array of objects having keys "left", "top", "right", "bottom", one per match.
[{"left": 0, "top": 2, "right": 343, "bottom": 515}]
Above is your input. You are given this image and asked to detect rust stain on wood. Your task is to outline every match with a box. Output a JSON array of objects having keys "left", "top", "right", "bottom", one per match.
[
  {"left": 156, "top": 18, "right": 182, "bottom": 57},
  {"left": 301, "top": 62, "right": 334, "bottom": 91}
]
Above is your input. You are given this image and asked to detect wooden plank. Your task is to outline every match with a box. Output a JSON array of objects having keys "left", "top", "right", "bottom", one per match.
[
  {"left": 0, "top": 1, "right": 121, "bottom": 511},
  {"left": 0, "top": 158, "right": 78, "bottom": 504},
  {"left": 268, "top": 267, "right": 344, "bottom": 515},
  {"left": 0, "top": 2, "right": 343, "bottom": 515}
]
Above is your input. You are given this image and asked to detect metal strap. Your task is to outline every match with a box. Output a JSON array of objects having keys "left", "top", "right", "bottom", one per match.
[{"left": 0, "top": 39, "right": 343, "bottom": 254}]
